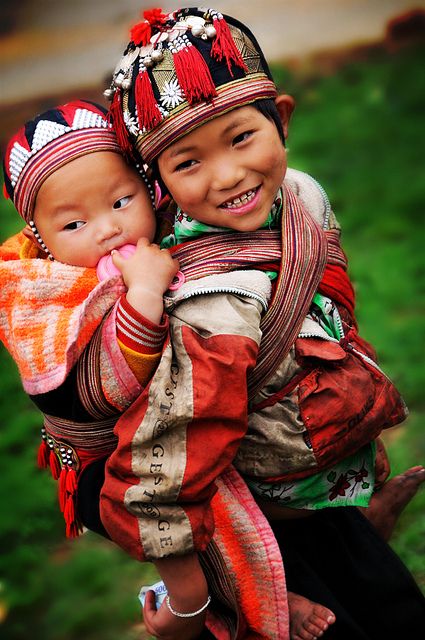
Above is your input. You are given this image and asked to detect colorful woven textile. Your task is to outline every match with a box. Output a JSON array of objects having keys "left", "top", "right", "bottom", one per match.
[
  {"left": 0, "top": 233, "right": 126, "bottom": 396},
  {"left": 205, "top": 467, "right": 289, "bottom": 639}
]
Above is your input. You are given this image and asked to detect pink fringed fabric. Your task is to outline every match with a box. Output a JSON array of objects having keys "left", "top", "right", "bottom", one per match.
[{"left": 205, "top": 467, "right": 289, "bottom": 639}]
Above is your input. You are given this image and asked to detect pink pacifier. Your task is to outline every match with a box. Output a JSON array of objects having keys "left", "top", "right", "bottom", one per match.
[
  {"left": 96, "top": 244, "right": 136, "bottom": 281},
  {"left": 168, "top": 270, "right": 186, "bottom": 290}
]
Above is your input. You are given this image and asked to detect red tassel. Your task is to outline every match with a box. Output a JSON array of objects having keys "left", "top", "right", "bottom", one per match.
[
  {"left": 3, "top": 182, "right": 10, "bottom": 200},
  {"left": 65, "top": 467, "right": 78, "bottom": 494},
  {"left": 130, "top": 9, "right": 167, "bottom": 45},
  {"left": 66, "top": 520, "right": 82, "bottom": 539},
  {"left": 37, "top": 439, "right": 49, "bottom": 469},
  {"left": 143, "top": 8, "right": 167, "bottom": 26},
  {"left": 130, "top": 21, "right": 152, "bottom": 46},
  {"left": 64, "top": 494, "right": 75, "bottom": 525},
  {"left": 211, "top": 16, "right": 248, "bottom": 75},
  {"left": 108, "top": 91, "right": 134, "bottom": 157},
  {"left": 135, "top": 70, "right": 162, "bottom": 131},
  {"left": 64, "top": 495, "right": 84, "bottom": 538},
  {"left": 173, "top": 42, "right": 217, "bottom": 105},
  {"left": 58, "top": 467, "right": 68, "bottom": 512},
  {"left": 49, "top": 449, "right": 61, "bottom": 480}
]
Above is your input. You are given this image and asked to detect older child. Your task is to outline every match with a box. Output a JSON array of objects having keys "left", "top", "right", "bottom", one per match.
[
  {"left": 0, "top": 99, "right": 178, "bottom": 537},
  {"left": 98, "top": 7, "right": 425, "bottom": 640}
]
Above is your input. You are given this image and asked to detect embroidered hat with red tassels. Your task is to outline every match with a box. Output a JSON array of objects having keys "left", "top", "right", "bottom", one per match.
[
  {"left": 105, "top": 7, "right": 278, "bottom": 164},
  {"left": 3, "top": 100, "right": 121, "bottom": 224}
]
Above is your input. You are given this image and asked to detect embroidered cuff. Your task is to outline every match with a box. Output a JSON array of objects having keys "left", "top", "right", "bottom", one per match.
[{"left": 116, "top": 294, "right": 168, "bottom": 354}]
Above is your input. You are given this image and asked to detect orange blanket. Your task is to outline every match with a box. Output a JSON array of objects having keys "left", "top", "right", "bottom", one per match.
[{"left": 0, "top": 232, "right": 125, "bottom": 395}]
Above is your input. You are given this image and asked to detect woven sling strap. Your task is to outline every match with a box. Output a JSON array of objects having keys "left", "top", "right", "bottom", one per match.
[{"left": 172, "top": 184, "right": 329, "bottom": 398}]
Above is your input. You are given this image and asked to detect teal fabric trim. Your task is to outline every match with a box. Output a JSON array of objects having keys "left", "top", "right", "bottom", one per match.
[{"left": 160, "top": 188, "right": 283, "bottom": 249}]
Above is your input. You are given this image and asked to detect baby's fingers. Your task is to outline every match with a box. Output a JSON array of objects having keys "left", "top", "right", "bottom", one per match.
[{"left": 110, "top": 249, "right": 124, "bottom": 272}]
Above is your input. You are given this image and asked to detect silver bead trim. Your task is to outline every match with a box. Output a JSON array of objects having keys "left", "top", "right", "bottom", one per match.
[{"left": 29, "top": 220, "right": 54, "bottom": 261}]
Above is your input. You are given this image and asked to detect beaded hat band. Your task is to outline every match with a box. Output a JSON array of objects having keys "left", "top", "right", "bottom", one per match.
[
  {"left": 106, "top": 7, "right": 278, "bottom": 163},
  {"left": 3, "top": 101, "right": 122, "bottom": 223}
]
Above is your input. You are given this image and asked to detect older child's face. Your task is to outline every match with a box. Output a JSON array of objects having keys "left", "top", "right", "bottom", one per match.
[
  {"left": 33, "top": 152, "right": 155, "bottom": 267},
  {"left": 158, "top": 103, "right": 288, "bottom": 232}
]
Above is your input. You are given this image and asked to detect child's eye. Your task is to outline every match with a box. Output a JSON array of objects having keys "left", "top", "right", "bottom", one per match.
[
  {"left": 64, "top": 220, "right": 85, "bottom": 230},
  {"left": 233, "top": 131, "right": 253, "bottom": 145},
  {"left": 113, "top": 196, "right": 131, "bottom": 209},
  {"left": 175, "top": 159, "right": 197, "bottom": 172}
]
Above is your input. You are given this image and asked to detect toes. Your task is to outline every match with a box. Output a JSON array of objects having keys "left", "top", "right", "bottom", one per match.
[
  {"left": 304, "top": 615, "right": 329, "bottom": 635},
  {"left": 288, "top": 592, "right": 335, "bottom": 640},
  {"left": 292, "top": 631, "right": 318, "bottom": 640},
  {"left": 404, "top": 465, "right": 425, "bottom": 474},
  {"left": 398, "top": 467, "right": 425, "bottom": 482}
]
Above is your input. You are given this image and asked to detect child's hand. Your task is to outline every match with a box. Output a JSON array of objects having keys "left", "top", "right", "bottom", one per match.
[
  {"left": 111, "top": 237, "right": 179, "bottom": 295},
  {"left": 112, "top": 238, "right": 179, "bottom": 324},
  {"left": 143, "top": 590, "right": 206, "bottom": 640}
]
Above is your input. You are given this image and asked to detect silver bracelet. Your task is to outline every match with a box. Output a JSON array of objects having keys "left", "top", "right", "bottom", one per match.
[{"left": 165, "top": 594, "right": 211, "bottom": 618}]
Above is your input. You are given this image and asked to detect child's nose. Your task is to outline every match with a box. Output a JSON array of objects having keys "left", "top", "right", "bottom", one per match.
[{"left": 211, "top": 161, "right": 245, "bottom": 191}]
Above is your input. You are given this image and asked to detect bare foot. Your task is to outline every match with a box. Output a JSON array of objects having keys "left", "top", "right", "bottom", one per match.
[
  {"left": 288, "top": 591, "right": 336, "bottom": 640},
  {"left": 360, "top": 466, "right": 425, "bottom": 541}
]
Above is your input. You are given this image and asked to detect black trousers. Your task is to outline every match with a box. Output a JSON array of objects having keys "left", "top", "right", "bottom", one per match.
[
  {"left": 79, "top": 461, "right": 425, "bottom": 639},
  {"left": 270, "top": 506, "right": 425, "bottom": 640}
]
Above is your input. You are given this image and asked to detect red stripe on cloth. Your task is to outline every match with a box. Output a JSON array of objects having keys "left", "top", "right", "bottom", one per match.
[{"left": 116, "top": 295, "right": 168, "bottom": 353}]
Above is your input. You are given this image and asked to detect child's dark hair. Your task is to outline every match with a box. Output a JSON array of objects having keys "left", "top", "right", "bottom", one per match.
[{"left": 253, "top": 99, "right": 285, "bottom": 145}]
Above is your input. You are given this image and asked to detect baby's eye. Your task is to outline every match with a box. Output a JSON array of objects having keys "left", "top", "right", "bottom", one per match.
[
  {"left": 175, "top": 159, "right": 197, "bottom": 172},
  {"left": 233, "top": 131, "right": 253, "bottom": 145},
  {"left": 64, "top": 220, "right": 85, "bottom": 230},
  {"left": 113, "top": 196, "right": 131, "bottom": 209}
]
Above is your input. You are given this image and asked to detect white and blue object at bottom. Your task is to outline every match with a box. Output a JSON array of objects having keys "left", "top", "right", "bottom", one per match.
[{"left": 139, "top": 580, "right": 168, "bottom": 609}]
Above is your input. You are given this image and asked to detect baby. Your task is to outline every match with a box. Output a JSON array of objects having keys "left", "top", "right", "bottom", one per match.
[{"left": 0, "top": 99, "right": 178, "bottom": 538}]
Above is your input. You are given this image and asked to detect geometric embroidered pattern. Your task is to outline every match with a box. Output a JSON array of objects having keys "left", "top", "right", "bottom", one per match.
[{"left": 8, "top": 108, "right": 110, "bottom": 187}]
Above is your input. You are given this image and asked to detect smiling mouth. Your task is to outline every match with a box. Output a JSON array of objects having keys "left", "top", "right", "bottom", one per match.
[{"left": 220, "top": 187, "right": 259, "bottom": 209}]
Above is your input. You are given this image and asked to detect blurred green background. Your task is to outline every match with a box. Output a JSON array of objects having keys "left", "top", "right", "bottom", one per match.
[{"left": 1, "top": 16, "right": 424, "bottom": 640}]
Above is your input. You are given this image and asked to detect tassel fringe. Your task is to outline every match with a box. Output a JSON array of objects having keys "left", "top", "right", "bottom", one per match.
[
  {"left": 58, "top": 467, "right": 68, "bottom": 512},
  {"left": 49, "top": 449, "right": 61, "bottom": 480},
  {"left": 37, "top": 439, "right": 49, "bottom": 469},
  {"left": 66, "top": 468, "right": 78, "bottom": 494},
  {"left": 211, "top": 16, "right": 247, "bottom": 75},
  {"left": 108, "top": 91, "right": 134, "bottom": 157},
  {"left": 38, "top": 438, "right": 83, "bottom": 539},
  {"left": 173, "top": 42, "right": 217, "bottom": 105},
  {"left": 135, "top": 70, "right": 162, "bottom": 131}
]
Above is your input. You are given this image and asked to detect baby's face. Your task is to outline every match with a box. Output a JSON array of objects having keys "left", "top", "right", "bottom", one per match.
[
  {"left": 33, "top": 151, "right": 155, "bottom": 267},
  {"left": 158, "top": 105, "right": 287, "bottom": 232}
]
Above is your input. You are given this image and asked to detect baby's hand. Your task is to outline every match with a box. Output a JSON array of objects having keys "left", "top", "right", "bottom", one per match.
[
  {"left": 112, "top": 238, "right": 179, "bottom": 294},
  {"left": 112, "top": 238, "right": 179, "bottom": 324}
]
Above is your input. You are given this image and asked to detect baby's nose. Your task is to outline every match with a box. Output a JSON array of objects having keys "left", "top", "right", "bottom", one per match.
[{"left": 98, "top": 219, "right": 122, "bottom": 242}]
